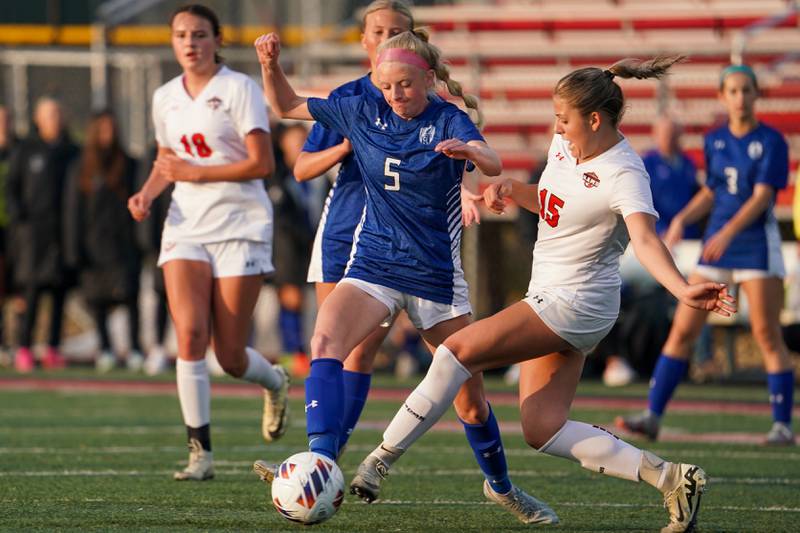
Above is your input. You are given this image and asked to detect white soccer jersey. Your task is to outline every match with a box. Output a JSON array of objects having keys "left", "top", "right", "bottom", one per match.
[
  {"left": 153, "top": 65, "right": 272, "bottom": 244},
  {"left": 529, "top": 134, "right": 658, "bottom": 319}
]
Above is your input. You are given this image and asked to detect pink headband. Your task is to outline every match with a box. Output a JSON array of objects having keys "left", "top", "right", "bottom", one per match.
[{"left": 376, "top": 48, "right": 431, "bottom": 70}]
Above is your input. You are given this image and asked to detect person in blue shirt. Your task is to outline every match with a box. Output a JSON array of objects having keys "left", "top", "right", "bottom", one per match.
[
  {"left": 642, "top": 115, "right": 701, "bottom": 238},
  {"left": 255, "top": 28, "right": 554, "bottom": 523},
  {"left": 617, "top": 64, "right": 795, "bottom": 446}
]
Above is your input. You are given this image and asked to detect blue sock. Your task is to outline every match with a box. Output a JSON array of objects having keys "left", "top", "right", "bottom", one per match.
[
  {"left": 767, "top": 370, "right": 794, "bottom": 425},
  {"left": 305, "top": 358, "right": 344, "bottom": 460},
  {"left": 648, "top": 354, "right": 688, "bottom": 417},
  {"left": 461, "top": 404, "right": 512, "bottom": 494},
  {"left": 339, "top": 370, "right": 372, "bottom": 454},
  {"left": 279, "top": 307, "right": 304, "bottom": 353}
]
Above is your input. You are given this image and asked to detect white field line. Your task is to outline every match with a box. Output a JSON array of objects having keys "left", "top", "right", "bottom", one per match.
[
  {"left": 1, "top": 465, "right": 798, "bottom": 488},
  {"left": 1, "top": 443, "right": 799, "bottom": 461},
  {"left": 0, "top": 481, "right": 797, "bottom": 514}
]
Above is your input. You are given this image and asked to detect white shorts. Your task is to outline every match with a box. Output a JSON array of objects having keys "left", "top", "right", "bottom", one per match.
[
  {"left": 523, "top": 286, "right": 616, "bottom": 354},
  {"left": 340, "top": 277, "right": 472, "bottom": 331},
  {"left": 695, "top": 264, "right": 785, "bottom": 284},
  {"left": 157, "top": 239, "right": 274, "bottom": 278}
]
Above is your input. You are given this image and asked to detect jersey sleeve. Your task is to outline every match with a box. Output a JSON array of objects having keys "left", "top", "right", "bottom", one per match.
[
  {"left": 231, "top": 77, "right": 271, "bottom": 138},
  {"left": 703, "top": 135, "right": 719, "bottom": 189},
  {"left": 152, "top": 88, "right": 168, "bottom": 147},
  {"left": 302, "top": 122, "right": 345, "bottom": 153},
  {"left": 610, "top": 167, "right": 659, "bottom": 219},
  {"left": 446, "top": 110, "right": 485, "bottom": 144},
  {"left": 755, "top": 133, "right": 789, "bottom": 190},
  {"left": 307, "top": 96, "right": 359, "bottom": 138}
]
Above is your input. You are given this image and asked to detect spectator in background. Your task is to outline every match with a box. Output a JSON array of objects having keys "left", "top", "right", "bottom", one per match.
[
  {"left": 642, "top": 115, "right": 701, "bottom": 238},
  {"left": 6, "top": 96, "right": 79, "bottom": 372},
  {"left": 266, "top": 123, "right": 314, "bottom": 373},
  {"left": 136, "top": 145, "right": 173, "bottom": 376},
  {"left": 72, "top": 110, "right": 143, "bottom": 373},
  {"left": 0, "top": 105, "right": 17, "bottom": 362}
]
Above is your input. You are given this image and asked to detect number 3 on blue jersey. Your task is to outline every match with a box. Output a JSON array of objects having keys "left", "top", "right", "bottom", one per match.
[
  {"left": 384, "top": 157, "right": 401, "bottom": 191},
  {"left": 724, "top": 166, "right": 738, "bottom": 194}
]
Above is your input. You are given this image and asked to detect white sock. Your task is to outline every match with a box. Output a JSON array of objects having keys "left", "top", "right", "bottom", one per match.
[
  {"left": 176, "top": 358, "right": 211, "bottom": 428},
  {"left": 538, "top": 420, "right": 642, "bottom": 482},
  {"left": 242, "top": 347, "right": 284, "bottom": 390},
  {"left": 382, "top": 345, "right": 472, "bottom": 450}
]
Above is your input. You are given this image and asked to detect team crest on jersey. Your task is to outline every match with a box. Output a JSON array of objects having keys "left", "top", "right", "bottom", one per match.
[
  {"left": 206, "top": 96, "right": 223, "bottom": 110},
  {"left": 582, "top": 171, "right": 600, "bottom": 188},
  {"left": 419, "top": 125, "right": 436, "bottom": 144},
  {"left": 747, "top": 140, "right": 763, "bottom": 160},
  {"left": 714, "top": 139, "right": 725, "bottom": 150},
  {"left": 374, "top": 116, "right": 388, "bottom": 130}
]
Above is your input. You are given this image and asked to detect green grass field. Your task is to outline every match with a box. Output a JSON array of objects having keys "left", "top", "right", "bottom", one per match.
[{"left": 0, "top": 371, "right": 798, "bottom": 532}]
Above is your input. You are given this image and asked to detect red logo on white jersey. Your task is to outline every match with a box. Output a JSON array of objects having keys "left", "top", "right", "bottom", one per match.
[
  {"left": 206, "top": 96, "right": 223, "bottom": 110},
  {"left": 582, "top": 172, "right": 600, "bottom": 188},
  {"left": 555, "top": 152, "right": 565, "bottom": 161}
]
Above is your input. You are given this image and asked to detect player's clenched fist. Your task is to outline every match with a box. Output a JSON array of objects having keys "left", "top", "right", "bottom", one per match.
[
  {"left": 483, "top": 179, "right": 513, "bottom": 215},
  {"left": 254, "top": 33, "right": 281, "bottom": 67}
]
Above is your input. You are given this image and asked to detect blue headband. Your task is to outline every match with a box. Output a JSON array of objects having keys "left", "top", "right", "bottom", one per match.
[{"left": 720, "top": 64, "right": 758, "bottom": 89}]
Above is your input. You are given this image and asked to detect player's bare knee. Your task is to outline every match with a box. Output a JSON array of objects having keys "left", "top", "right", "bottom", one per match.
[
  {"left": 522, "top": 412, "right": 567, "bottom": 449},
  {"left": 310, "top": 331, "right": 343, "bottom": 359},
  {"left": 176, "top": 324, "right": 208, "bottom": 356}
]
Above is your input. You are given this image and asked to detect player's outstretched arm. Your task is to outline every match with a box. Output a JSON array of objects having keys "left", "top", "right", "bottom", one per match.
[
  {"left": 626, "top": 211, "right": 737, "bottom": 317},
  {"left": 254, "top": 33, "right": 312, "bottom": 120},
  {"left": 435, "top": 139, "right": 501, "bottom": 176},
  {"left": 483, "top": 178, "right": 538, "bottom": 215},
  {"left": 294, "top": 139, "right": 352, "bottom": 182}
]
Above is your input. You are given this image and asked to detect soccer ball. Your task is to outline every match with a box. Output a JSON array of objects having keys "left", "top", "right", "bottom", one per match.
[{"left": 271, "top": 452, "right": 345, "bottom": 525}]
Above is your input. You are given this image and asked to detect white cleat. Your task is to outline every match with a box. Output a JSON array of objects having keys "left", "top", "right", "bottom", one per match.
[
  {"left": 95, "top": 351, "right": 116, "bottom": 374},
  {"left": 349, "top": 454, "right": 389, "bottom": 503},
  {"left": 145, "top": 345, "right": 168, "bottom": 376},
  {"left": 483, "top": 480, "right": 559, "bottom": 525},
  {"left": 764, "top": 422, "right": 795, "bottom": 446},
  {"left": 126, "top": 350, "right": 145, "bottom": 373},
  {"left": 661, "top": 464, "right": 706, "bottom": 533},
  {"left": 173, "top": 438, "right": 214, "bottom": 481},
  {"left": 253, "top": 459, "right": 278, "bottom": 483},
  {"left": 262, "top": 365, "right": 290, "bottom": 443}
]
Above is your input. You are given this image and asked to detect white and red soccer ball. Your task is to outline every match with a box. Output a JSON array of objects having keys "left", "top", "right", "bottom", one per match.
[{"left": 271, "top": 452, "right": 345, "bottom": 525}]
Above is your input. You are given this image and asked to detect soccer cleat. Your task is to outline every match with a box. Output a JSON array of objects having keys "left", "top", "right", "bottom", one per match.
[
  {"left": 262, "top": 365, "right": 290, "bottom": 442},
  {"left": 253, "top": 459, "right": 278, "bottom": 483},
  {"left": 14, "top": 347, "right": 35, "bottom": 373},
  {"left": 764, "top": 422, "right": 795, "bottom": 446},
  {"left": 615, "top": 410, "right": 660, "bottom": 441},
  {"left": 483, "top": 480, "right": 559, "bottom": 525},
  {"left": 174, "top": 438, "right": 214, "bottom": 481},
  {"left": 349, "top": 454, "right": 389, "bottom": 503},
  {"left": 95, "top": 351, "right": 116, "bottom": 374},
  {"left": 42, "top": 347, "right": 66, "bottom": 370},
  {"left": 126, "top": 350, "right": 145, "bottom": 373},
  {"left": 145, "top": 345, "right": 168, "bottom": 376},
  {"left": 660, "top": 464, "right": 706, "bottom": 533}
]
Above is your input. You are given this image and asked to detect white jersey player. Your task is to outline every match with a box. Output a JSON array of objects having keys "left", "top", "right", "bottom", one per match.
[
  {"left": 352, "top": 56, "right": 736, "bottom": 533},
  {"left": 128, "top": 4, "right": 289, "bottom": 482}
]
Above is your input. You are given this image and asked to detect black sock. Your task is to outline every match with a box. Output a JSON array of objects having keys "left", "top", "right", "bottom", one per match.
[{"left": 187, "top": 424, "right": 211, "bottom": 452}]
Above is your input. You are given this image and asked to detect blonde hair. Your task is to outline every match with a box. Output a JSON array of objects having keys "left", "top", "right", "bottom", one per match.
[
  {"left": 361, "top": 0, "right": 415, "bottom": 30},
  {"left": 378, "top": 30, "right": 484, "bottom": 127},
  {"left": 554, "top": 55, "right": 686, "bottom": 128}
]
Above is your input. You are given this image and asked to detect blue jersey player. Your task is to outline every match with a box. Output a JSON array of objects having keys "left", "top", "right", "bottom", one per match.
[
  {"left": 255, "top": 28, "right": 555, "bottom": 523},
  {"left": 618, "top": 64, "right": 795, "bottom": 446},
  {"left": 290, "top": 0, "right": 415, "bottom": 455}
]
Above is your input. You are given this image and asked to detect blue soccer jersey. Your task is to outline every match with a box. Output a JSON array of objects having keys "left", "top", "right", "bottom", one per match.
[
  {"left": 304, "top": 75, "right": 382, "bottom": 283},
  {"left": 642, "top": 150, "right": 701, "bottom": 239},
  {"left": 307, "top": 94, "right": 484, "bottom": 304},
  {"left": 701, "top": 123, "right": 788, "bottom": 269}
]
